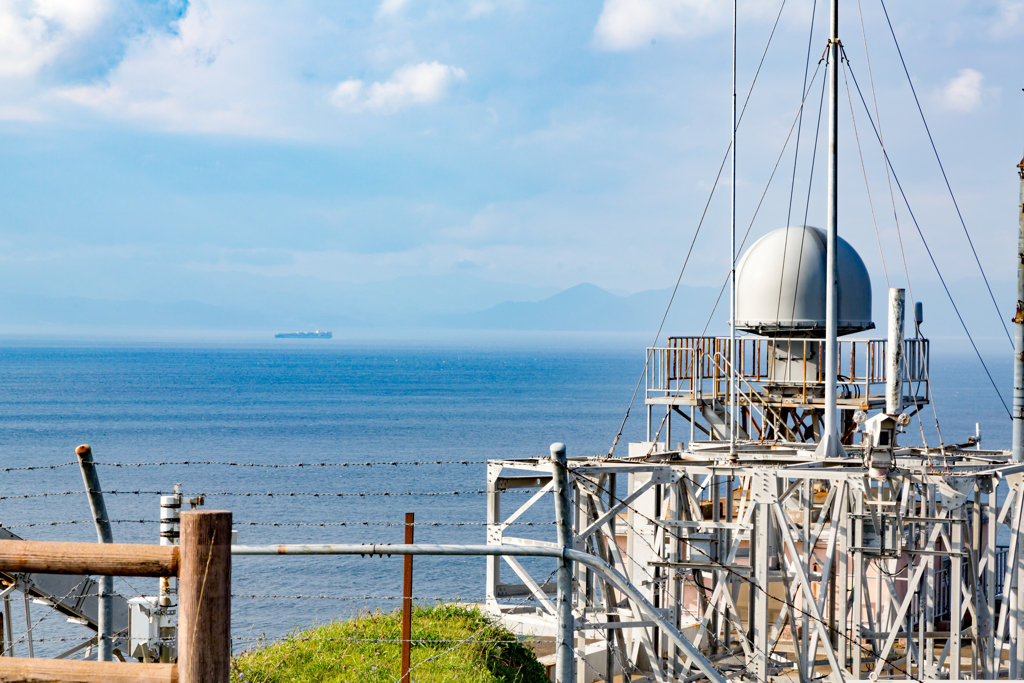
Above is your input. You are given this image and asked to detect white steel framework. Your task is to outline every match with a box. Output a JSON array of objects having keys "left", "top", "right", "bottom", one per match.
[{"left": 485, "top": 449, "right": 1024, "bottom": 682}]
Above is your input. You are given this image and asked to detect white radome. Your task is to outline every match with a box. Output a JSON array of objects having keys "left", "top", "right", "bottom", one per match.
[{"left": 735, "top": 225, "right": 874, "bottom": 337}]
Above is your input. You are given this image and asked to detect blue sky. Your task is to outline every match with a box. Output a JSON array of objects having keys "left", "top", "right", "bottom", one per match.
[{"left": 0, "top": 0, "right": 1022, "bottom": 335}]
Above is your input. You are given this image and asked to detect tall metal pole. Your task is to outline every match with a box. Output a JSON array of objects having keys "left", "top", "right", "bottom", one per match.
[
  {"left": 76, "top": 444, "right": 113, "bottom": 661},
  {"left": 729, "top": 0, "right": 738, "bottom": 461},
  {"left": 400, "top": 512, "right": 414, "bottom": 683},
  {"left": 816, "top": 0, "right": 845, "bottom": 459},
  {"left": 550, "top": 442, "right": 575, "bottom": 683},
  {"left": 1013, "top": 158, "right": 1024, "bottom": 461}
]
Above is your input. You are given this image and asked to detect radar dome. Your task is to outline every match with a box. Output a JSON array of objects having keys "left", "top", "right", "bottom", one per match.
[{"left": 734, "top": 225, "right": 874, "bottom": 337}]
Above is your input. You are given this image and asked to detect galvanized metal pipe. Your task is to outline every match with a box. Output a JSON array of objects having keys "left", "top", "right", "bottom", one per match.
[
  {"left": 0, "top": 583, "right": 16, "bottom": 658},
  {"left": 23, "top": 593, "right": 33, "bottom": 658},
  {"left": 76, "top": 445, "right": 113, "bottom": 662},
  {"left": 817, "top": 0, "right": 843, "bottom": 458},
  {"left": 1014, "top": 158, "right": 1024, "bottom": 462},
  {"left": 729, "top": 0, "right": 738, "bottom": 461},
  {"left": 231, "top": 542, "right": 728, "bottom": 683},
  {"left": 886, "top": 288, "right": 905, "bottom": 415},
  {"left": 550, "top": 443, "right": 575, "bottom": 683}
]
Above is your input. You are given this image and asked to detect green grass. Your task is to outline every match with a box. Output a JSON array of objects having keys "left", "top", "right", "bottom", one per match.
[{"left": 231, "top": 603, "right": 548, "bottom": 683}]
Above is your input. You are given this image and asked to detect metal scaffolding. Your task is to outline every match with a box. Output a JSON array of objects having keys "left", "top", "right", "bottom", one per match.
[{"left": 485, "top": 447, "right": 1024, "bottom": 682}]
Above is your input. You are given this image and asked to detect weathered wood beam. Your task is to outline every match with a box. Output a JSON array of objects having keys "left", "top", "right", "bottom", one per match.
[
  {"left": 0, "top": 541, "right": 177, "bottom": 577},
  {"left": 0, "top": 659, "right": 175, "bottom": 683}
]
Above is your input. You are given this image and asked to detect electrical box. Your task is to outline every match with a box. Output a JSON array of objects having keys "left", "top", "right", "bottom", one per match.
[
  {"left": 128, "top": 596, "right": 175, "bottom": 662},
  {"left": 858, "top": 412, "right": 908, "bottom": 479}
]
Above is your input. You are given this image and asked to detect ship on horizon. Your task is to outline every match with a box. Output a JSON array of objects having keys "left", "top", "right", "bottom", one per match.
[{"left": 274, "top": 330, "right": 332, "bottom": 339}]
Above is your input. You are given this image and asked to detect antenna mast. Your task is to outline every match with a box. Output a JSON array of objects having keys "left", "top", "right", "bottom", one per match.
[
  {"left": 1013, "top": 156, "right": 1024, "bottom": 462},
  {"left": 816, "top": 0, "right": 846, "bottom": 458},
  {"left": 729, "top": 0, "right": 738, "bottom": 460}
]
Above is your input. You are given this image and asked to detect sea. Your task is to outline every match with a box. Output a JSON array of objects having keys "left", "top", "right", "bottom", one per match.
[{"left": 0, "top": 337, "right": 1013, "bottom": 656}]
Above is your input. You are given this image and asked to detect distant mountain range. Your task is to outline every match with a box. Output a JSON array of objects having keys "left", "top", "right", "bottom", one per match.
[
  {"left": 0, "top": 281, "right": 727, "bottom": 335},
  {"left": 441, "top": 282, "right": 726, "bottom": 333},
  {"left": 0, "top": 270, "right": 1010, "bottom": 341}
]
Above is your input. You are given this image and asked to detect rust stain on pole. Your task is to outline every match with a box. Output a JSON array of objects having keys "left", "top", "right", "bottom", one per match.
[{"left": 400, "top": 512, "right": 414, "bottom": 683}]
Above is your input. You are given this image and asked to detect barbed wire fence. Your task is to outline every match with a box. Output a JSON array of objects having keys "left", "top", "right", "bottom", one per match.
[
  {"left": 1, "top": 452, "right": 986, "bottom": 680},
  {"left": 0, "top": 455, "right": 568, "bottom": 668},
  {"left": 0, "top": 452, "right": 884, "bottom": 679}
]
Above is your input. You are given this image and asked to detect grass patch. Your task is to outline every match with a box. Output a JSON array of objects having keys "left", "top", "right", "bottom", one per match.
[{"left": 232, "top": 603, "right": 548, "bottom": 683}]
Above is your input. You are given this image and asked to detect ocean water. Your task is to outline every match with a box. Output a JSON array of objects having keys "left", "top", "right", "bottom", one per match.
[{"left": 0, "top": 340, "right": 1012, "bottom": 656}]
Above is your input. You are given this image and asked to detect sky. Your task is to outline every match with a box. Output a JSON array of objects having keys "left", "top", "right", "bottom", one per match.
[{"left": 0, "top": 0, "right": 1022, "bottom": 337}]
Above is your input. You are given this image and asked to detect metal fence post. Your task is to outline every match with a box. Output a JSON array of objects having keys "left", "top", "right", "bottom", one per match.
[
  {"left": 550, "top": 442, "right": 575, "bottom": 683},
  {"left": 400, "top": 512, "right": 414, "bottom": 683},
  {"left": 179, "top": 510, "right": 232, "bottom": 683},
  {"left": 76, "top": 444, "right": 113, "bottom": 662}
]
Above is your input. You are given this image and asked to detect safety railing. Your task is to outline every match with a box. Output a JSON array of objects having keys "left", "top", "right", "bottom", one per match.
[
  {"left": 933, "top": 546, "right": 1009, "bottom": 622},
  {"left": 705, "top": 351, "right": 795, "bottom": 440},
  {"left": 646, "top": 336, "right": 929, "bottom": 406}
]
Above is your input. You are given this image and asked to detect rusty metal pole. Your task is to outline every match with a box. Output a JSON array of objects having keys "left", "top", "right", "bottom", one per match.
[
  {"left": 178, "top": 510, "right": 231, "bottom": 683},
  {"left": 400, "top": 512, "right": 414, "bottom": 683},
  {"left": 75, "top": 445, "right": 113, "bottom": 661},
  {"left": 550, "top": 443, "right": 575, "bottom": 683},
  {"left": 1013, "top": 157, "right": 1024, "bottom": 461}
]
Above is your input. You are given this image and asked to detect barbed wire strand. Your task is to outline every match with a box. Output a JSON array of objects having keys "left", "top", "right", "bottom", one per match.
[
  {"left": 0, "top": 489, "right": 537, "bottom": 502},
  {"left": 1, "top": 519, "right": 555, "bottom": 530}
]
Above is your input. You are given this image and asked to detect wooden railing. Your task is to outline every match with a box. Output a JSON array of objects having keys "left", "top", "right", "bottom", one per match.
[{"left": 0, "top": 510, "right": 230, "bottom": 683}]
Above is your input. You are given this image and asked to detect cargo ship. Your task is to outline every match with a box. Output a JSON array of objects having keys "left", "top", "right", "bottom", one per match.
[{"left": 273, "top": 331, "right": 332, "bottom": 339}]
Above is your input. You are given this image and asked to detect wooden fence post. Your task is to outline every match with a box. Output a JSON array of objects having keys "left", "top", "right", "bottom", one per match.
[{"left": 178, "top": 510, "right": 232, "bottom": 683}]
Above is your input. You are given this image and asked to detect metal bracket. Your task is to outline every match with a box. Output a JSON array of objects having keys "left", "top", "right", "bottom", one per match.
[
  {"left": 937, "top": 477, "right": 973, "bottom": 510},
  {"left": 751, "top": 474, "right": 777, "bottom": 504}
]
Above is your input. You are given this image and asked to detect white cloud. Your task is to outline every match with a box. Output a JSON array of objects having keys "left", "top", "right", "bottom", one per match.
[
  {"left": 51, "top": 1, "right": 316, "bottom": 137},
  {"left": 466, "top": 1, "right": 498, "bottom": 18},
  {"left": 330, "top": 62, "right": 467, "bottom": 114},
  {"left": 330, "top": 80, "right": 365, "bottom": 110},
  {"left": 992, "top": 0, "right": 1024, "bottom": 38},
  {"left": 592, "top": 0, "right": 791, "bottom": 50},
  {"left": 2, "top": 2, "right": 468, "bottom": 136},
  {"left": 0, "top": 0, "right": 184, "bottom": 80},
  {"left": 377, "top": 0, "right": 409, "bottom": 17},
  {"left": 0, "top": 0, "right": 111, "bottom": 77},
  {"left": 941, "top": 68, "right": 983, "bottom": 112},
  {"left": 594, "top": 0, "right": 725, "bottom": 51}
]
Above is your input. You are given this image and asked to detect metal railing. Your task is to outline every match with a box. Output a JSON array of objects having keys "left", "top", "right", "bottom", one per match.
[
  {"left": 646, "top": 336, "right": 929, "bottom": 406},
  {"left": 933, "top": 547, "right": 1009, "bottom": 621},
  {"left": 705, "top": 351, "right": 795, "bottom": 440}
]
